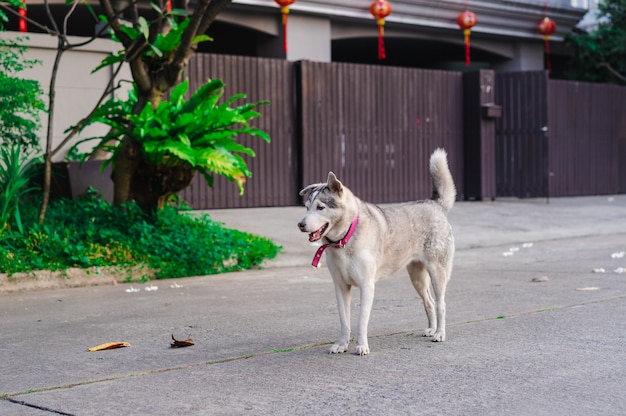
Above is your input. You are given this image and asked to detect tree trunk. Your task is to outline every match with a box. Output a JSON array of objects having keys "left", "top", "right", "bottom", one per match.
[
  {"left": 112, "top": 137, "right": 141, "bottom": 206},
  {"left": 130, "top": 158, "right": 196, "bottom": 212}
]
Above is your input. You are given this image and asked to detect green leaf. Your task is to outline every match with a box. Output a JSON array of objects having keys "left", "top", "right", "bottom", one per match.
[
  {"left": 168, "top": 8, "right": 190, "bottom": 17},
  {"left": 138, "top": 16, "right": 150, "bottom": 40},
  {"left": 150, "top": 19, "right": 191, "bottom": 56},
  {"left": 193, "top": 34, "right": 213, "bottom": 44},
  {"left": 169, "top": 79, "right": 189, "bottom": 108},
  {"left": 92, "top": 51, "right": 124, "bottom": 74},
  {"left": 149, "top": 44, "right": 164, "bottom": 58},
  {"left": 150, "top": 2, "right": 163, "bottom": 14},
  {"left": 119, "top": 24, "right": 141, "bottom": 41}
]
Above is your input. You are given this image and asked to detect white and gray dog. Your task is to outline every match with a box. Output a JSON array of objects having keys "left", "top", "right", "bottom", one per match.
[{"left": 298, "top": 148, "right": 456, "bottom": 355}]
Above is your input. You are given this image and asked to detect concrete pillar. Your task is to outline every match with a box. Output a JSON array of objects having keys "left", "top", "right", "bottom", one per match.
[
  {"left": 463, "top": 70, "right": 499, "bottom": 201},
  {"left": 257, "top": 14, "right": 331, "bottom": 62},
  {"left": 286, "top": 15, "right": 331, "bottom": 62},
  {"left": 493, "top": 41, "right": 544, "bottom": 72}
]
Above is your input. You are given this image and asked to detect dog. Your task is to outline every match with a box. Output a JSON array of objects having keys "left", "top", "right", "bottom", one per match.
[{"left": 297, "top": 148, "right": 456, "bottom": 355}]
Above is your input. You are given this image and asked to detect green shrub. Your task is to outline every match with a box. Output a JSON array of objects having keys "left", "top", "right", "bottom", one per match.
[
  {"left": 0, "top": 36, "right": 46, "bottom": 150},
  {"left": 0, "top": 191, "right": 281, "bottom": 279},
  {"left": 0, "top": 144, "right": 40, "bottom": 235}
]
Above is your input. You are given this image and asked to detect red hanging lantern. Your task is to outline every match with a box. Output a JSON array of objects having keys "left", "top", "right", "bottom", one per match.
[
  {"left": 456, "top": 10, "right": 477, "bottom": 67},
  {"left": 538, "top": 17, "right": 556, "bottom": 75},
  {"left": 274, "top": 0, "right": 295, "bottom": 53},
  {"left": 18, "top": 0, "right": 27, "bottom": 32},
  {"left": 370, "top": 0, "right": 392, "bottom": 60},
  {"left": 166, "top": 0, "right": 172, "bottom": 12}
]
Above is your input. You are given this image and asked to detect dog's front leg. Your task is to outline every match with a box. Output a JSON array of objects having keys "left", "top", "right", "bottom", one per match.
[
  {"left": 355, "top": 282, "right": 375, "bottom": 356},
  {"left": 329, "top": 280, "right": 351, "bottom": 354}
]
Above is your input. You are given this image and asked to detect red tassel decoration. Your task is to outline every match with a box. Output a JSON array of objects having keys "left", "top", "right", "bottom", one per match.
[
  {"left": 19, "top": 0, "right": 27, "bottom": 32},
  {"left": 377, "top": 22, "right": 386, "bottom": 59},
  {"left": 274, "top": 0, "right": 295, "bottom": 53},
  {"left": 370, "top": 0, "right": 392, "bottom": 60},
  {"left": 538, "top": 17, "right": 556, "bottom": 75},
  {"left": 457, "top": 11, "right": 477, "bottom": 67},
  {"left": 166, "top": 0, "right": 172, "bottom": 12}
]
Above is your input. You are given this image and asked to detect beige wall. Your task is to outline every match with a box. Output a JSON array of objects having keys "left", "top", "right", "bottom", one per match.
[{"left": 1, "top": 32, "right": 132, "bottom": 161}]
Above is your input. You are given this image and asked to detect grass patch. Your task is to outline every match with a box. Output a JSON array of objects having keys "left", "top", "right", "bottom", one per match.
[{"left": 0, "top": 191, "right": 281, "bottom": 280}]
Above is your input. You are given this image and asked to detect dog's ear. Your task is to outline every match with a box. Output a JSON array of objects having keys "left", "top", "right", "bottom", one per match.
[
  {"left": 299, "top": 183, "right": 320, "bottom": 198},
  {"left": 327, "top": 172, "right": 343, "bottom": 194}
]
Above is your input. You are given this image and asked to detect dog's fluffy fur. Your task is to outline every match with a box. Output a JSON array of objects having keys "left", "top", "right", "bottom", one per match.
[{"left": 298, "top": 148, "right": 456, "bottom": 355}]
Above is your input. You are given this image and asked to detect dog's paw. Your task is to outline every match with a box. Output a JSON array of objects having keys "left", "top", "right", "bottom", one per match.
[
  {"left": 422, "top": 328, "right": 436, "bottom": 337},
  {"left": 329, "top": 342, "right": 349, "bottom": 354},
  {"left": 355, "top": 345, "right": 370, "bottom": 356},
  {"left": 431, "top": 331, "right": 446, "bottom": 342}
]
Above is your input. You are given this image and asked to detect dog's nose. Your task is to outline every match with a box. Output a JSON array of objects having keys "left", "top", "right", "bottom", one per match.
[{"left": 297, "top": 221, "right": 306, "bottom": 231}]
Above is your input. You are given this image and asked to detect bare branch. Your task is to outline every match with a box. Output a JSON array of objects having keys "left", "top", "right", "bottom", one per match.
[
  {"left": 599, "top": 62, "right": 626, "bottom": 83},
  {"left": 168, "top": 0, "right": 231, "bottom": 82},
  {"left": 99, "top": 0, "right": 132, "bottom": 47},
  {"left": 197, "top": 0, "right": 232, "bottom": 37},
  {"left": 50, "top": 61, "right": 126, "bottom": 157},
  {"left": 62, "top": 0, "right": 80, "bottom": 36}
]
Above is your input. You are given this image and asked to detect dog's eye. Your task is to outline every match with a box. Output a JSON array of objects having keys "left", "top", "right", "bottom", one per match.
[{"left": 317, "top": 205, "right": 325, "bottom": 211}]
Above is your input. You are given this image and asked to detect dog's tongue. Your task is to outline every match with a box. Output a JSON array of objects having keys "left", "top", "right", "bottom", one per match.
[{"left": 308, "top": 230, "right": 322, "bottom": 242}]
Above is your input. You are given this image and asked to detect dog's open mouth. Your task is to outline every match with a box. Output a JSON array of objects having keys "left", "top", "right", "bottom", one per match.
[{"left": 308, "top": 223, "right": 329, "bottom": 242}]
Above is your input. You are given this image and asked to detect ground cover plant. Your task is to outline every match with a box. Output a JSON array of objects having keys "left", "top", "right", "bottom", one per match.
[{"left": 0, "top": 190, "right": 281, "bottom": 280}]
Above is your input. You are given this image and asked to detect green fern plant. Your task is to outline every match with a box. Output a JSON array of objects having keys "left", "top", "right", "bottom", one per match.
[{"left": 70, "top": 78, "right": 270, "bottom": 194}]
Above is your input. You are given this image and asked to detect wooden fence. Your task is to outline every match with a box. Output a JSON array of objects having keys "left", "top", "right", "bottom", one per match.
[
  {"left": 177, "top": 53, "right": 625, "bottom": 209},
  {"left": 181, "top": 56, "right": 466, "bottom": 208},
  {"left": 548, "top": 80, "right": 626, "bottom": 196},
  {"left": 495, "top": 71, "right": 626, "bottom": 198}
]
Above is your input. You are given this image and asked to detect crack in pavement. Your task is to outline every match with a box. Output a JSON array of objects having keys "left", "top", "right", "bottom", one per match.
[{"left": 4, "top": 397, "right": 75, "bottom": 415}]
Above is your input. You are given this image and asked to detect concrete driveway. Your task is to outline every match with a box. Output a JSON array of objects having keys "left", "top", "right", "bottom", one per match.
[{"left": 1, "top": 195, "right": 625, "bottom": 415}]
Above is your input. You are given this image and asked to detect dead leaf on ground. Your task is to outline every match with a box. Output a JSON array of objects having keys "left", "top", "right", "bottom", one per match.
[
  {"left": 87, "top": 342, "right": 131, "bottom": 352},
  {"left": 171, "top": 334, "right": 195, "bottom": 348}
]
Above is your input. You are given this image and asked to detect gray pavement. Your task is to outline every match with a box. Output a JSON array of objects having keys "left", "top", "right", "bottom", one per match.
[{"left": 1, "top": 194, "right": 626, "bottom": 415}]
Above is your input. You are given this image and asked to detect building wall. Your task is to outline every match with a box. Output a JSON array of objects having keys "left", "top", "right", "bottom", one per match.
[
  {"left": 222, "top": 0, "right": 586, "bottom": 69},
  {"left": 0, "top": 32, "right": 132, "bottom": 161}
]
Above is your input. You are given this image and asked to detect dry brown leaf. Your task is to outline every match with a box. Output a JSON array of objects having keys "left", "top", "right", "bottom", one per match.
[
  {"left": 171, "top": 334, "right": 195, "bottom": 348},
  {"left": 87, "top": 342, "right": 131, "bottom": 352}
]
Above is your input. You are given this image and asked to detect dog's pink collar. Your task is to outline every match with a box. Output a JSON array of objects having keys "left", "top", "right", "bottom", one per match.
[{"left": 311, "top": 216, "right": 359, "bottom": 268}]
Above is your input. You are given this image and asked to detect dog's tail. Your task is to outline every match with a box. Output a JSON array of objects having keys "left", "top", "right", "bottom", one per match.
[{"left": 429, "top": 148, "right": 456, "bottom": 213}]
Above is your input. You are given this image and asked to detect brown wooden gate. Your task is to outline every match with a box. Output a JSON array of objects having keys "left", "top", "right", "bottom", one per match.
[
  {"left": 496, "top": 71, "right": 626, "bottom": 198},
  {"left": 495, "top": 71, "right": 549, "bottom": 198},
  {"left": 548, "top": 80, "right": 626, "bottom": 196},
  {"left": 298, "top": 61, "right": 464, "bottom": 203}
]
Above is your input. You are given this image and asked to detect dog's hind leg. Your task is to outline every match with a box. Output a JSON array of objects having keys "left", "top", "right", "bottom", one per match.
[
  {"left": 407, "top": 261, "right": 437, "bottom": 337},
  {"left": 329, "top": 279, "right": 352, "bottom": 354},
  {"left": 426, "top": 263, "right": 450, "bottom": 342}
]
